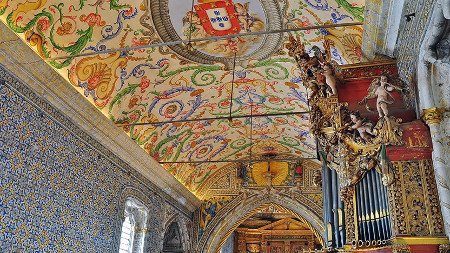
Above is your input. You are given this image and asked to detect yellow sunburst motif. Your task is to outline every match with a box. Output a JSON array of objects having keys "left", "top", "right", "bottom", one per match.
[{"left": 251, "top": 161, "right": 289, "bottom": 186}]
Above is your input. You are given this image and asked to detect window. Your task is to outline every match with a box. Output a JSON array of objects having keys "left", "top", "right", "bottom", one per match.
[
  {"left": 119, "top": 198, "right": 148, "bottom": 253},
  {"left": 119, "top": 216, "right": 134, "bottom": 253}
]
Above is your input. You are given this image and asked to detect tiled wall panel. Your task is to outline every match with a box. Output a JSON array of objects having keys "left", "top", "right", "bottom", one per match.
[{"left": 0, "top": 70, "right": 190, "bottom": 252}]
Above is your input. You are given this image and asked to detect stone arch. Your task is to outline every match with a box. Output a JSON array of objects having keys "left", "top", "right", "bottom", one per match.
[
  {"left": 164, "top": 214, "right": 192, "bottom": 253},
  {"left": 163, "top": 221, "right": 184, "bottom": 252},
  {"left": 196, "top": 193, "right": 325, "bottom": 253},
  {"left": 117, "top": 186, "right": 164, "bottom": 253},
  {"left": 196, "top": 163, "right": 240, "bottom": 198}
]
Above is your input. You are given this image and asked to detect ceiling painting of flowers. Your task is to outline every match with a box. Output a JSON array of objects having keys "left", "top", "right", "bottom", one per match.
[{"left": 1, "top": 0, "right": 365, "bottom": 196}]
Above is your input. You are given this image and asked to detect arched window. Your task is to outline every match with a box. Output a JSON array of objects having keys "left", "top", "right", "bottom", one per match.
[
  {"left": 162, "top": 222, "right": 184, "bottom": 253},
  {"left": 119, "top": 198, "right": 149, "bottom": 253},
  {"left": 119, "top": 216, "right": 134, "bottom": 252}
]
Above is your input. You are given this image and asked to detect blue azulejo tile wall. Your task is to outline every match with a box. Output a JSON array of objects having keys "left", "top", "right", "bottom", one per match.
[{"left": 0, "top": 70, "right": 191, "bottom": 252}]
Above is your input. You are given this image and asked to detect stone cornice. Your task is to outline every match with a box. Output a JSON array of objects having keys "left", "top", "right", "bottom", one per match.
[{"left": 0, "top": 22, "right": 201, "bottom": 213}]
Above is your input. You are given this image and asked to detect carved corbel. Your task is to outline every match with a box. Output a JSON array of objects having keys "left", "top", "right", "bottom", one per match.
[{"left": 422, "top": 107, "right": 446, "bottom": 125}]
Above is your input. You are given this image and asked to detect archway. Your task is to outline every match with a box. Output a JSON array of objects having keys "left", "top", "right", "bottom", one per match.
[
  {"left": 196, "top": 193, "right": 325, "bottom": 253},
  {"left": 164, "top": 213, "right": 192, "bottom": 253},
  {"left": 163, "top": 222, "right": 184, "bottom": 253}
]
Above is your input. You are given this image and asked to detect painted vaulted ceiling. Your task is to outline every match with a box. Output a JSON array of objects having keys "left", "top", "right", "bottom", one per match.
[{"left": 1, "top": 0, "right": 365, "bottom": 196}]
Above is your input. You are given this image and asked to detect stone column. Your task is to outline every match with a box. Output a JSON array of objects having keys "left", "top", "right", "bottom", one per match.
[
  {"left": 132, "top": 209, "right": 148, "bottom": 253},
  {"left": 423, "top": 107, "right": 450, "bottom": 237}
]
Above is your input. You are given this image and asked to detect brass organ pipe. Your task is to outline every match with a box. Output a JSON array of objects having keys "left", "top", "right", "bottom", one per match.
[
  {"left": 358, "top": 181, "right": 369, "bottom": 243},
  {"left": 320, "top": 153, "right": 332, "bottom": 246},
  {"left": 356, "top": 183, "right": 366, "bottom": 242},
  {"left": 365, "top": 173, "right": 377, "bottom": 243},
  {"left": 332, "top": 170, "right": 341, "bottom": 248},
  {"left": 365, "top": 174, "right": 377, "bottom": 245},
  {"left": 326, "top": 167, "right": 335, "bottom": 247},
  {"left": 361, "top": 176, "right": 373, "bottom": 244},
  {"left": 368, "top": 170, "right": 382, "bottom": 243},
  {"left": 374, "top": 170, "right": 387, "bottom": 241},
  {"left": 321, "top": 162, "right": 328, "bottom": 244},
  {"left": 377, "top": 170, "right": 389, "bottom": 240},
  {"left": 382, "top": 180, "right": 393, "bottom": 238},
  {"left": 376, "top": 170, "right": 389, "bottom": 241}
]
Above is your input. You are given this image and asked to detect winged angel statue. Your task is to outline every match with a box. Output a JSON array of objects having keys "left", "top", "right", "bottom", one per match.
[{"left": 359, "top": 76, "right": 406, "bottom": 118}]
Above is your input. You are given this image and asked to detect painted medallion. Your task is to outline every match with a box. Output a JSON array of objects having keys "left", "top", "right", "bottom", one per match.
[{"left": 169, "top": 0, "right": 266, "bottom": 57}]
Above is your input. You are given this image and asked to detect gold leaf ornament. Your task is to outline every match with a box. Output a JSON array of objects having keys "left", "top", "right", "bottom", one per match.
[{"left": 75, "top": 52, "right": 127, "bottom": 100}]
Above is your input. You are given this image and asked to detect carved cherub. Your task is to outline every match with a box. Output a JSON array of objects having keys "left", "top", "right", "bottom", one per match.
[
  {"left": 286, "top": 35, "right": 306, "bottom": 59},
  {"left": 360, "top": 76, "right": 405, "bottom": 118},
  {"left": 322, "top": 63, "right": 338, "bottom": 95},
  {"left": 286, "top": 35, "right": 341, "bottom": 97},
  {"left": 347, "top": 111, "right": 375, "bottom": 142}
]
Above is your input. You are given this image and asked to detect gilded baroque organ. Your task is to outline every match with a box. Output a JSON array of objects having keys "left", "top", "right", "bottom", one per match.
[{"left": 285, "top": 35, "right": 449, "bottom": 253}]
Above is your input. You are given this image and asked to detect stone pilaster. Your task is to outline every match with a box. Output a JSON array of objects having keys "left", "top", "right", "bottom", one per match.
[
  {"left": 423, "top": 107, "right": 450, "bottom": 237},
  {"left": 132, "top": 210, "right": 149, "bottom": 253}
]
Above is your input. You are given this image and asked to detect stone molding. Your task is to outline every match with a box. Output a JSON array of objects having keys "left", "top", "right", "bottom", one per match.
[{"left": 196, "top": 193, "right": 325, "bottom": 253}]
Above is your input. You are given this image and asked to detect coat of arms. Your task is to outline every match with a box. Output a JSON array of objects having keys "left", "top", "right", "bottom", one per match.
[{"left": 194, "top": 0, "right": 241, "bottom": 36}]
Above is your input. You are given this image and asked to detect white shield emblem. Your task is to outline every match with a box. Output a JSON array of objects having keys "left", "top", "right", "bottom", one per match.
[{"left": 205, "top": 8, "right": 232, "bottom": 31}]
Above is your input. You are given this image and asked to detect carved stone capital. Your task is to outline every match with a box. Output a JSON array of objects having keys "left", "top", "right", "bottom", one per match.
[{"left": 422, "top": 107, "right": 446, "bottom": 125}]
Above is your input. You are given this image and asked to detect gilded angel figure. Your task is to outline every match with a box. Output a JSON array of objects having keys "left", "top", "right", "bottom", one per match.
[{"left": 360, "top": 76, "right": 405, "bottom": 118}]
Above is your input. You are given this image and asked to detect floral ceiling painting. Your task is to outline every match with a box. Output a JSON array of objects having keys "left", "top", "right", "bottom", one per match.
[{"left": 1, "top": 0, "right": 365, "bottom": 196}]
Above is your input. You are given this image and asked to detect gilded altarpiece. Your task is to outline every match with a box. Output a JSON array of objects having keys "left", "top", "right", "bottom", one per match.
[{"left": 235, "top": 218, "right": 318, "bottom": 253}]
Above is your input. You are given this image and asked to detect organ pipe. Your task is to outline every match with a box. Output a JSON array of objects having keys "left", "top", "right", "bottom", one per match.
[
  {"left": 355, "top": 169, "right": 392, "bottom": 246},
  {"left": 320, "top": 152, "right": 345, "bottom": 249}
]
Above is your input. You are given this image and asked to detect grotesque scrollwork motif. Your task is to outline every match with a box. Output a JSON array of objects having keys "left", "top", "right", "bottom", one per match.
[
  {"left": 392, "top": 245, "right": 412, "bottom": 253},
  {"left": 440, "top": 244, "right": 450, "bottom": 253}
]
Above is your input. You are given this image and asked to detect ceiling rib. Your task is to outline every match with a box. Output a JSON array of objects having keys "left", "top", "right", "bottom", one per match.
[
  {"left": 159, "top": 157, "right": 315, "bottom": 164},
  {"left": 115, "top": 111, "right": 311, "bottom": 127},
  {"left": 50, "top": 22, "right": 363, "bottom": 60},
  {"left": 228, "top": 52, "right": 237, "bottom": 121}
]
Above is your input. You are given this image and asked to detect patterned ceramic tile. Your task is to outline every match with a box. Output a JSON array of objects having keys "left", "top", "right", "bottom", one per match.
[{"left": 0, "top": 68, "right": 192, "bottom": 252}]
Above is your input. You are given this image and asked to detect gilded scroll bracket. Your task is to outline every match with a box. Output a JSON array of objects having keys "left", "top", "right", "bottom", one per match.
[{"left": 422, "top": 107, "right": 446, "bottom": 125}]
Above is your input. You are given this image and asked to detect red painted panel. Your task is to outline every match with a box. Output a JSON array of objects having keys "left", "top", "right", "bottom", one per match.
[
  {"left": 338, "top": 79, "right": 415, "bottom": 123},
  {"left": 409, "top": 244, "right": 439, "bottom": 253},
  {"left": 387, "top": 121, "right": 433, "bottom": 161}
]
